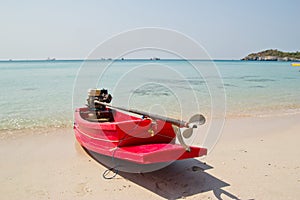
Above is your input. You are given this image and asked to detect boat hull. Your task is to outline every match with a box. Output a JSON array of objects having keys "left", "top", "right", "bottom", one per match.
[
  {"left": 74, "top": 107, "right": 176, "bottom": 147},
  {"left": 74, "top": 107, "right": 207, "bottom": 171}
]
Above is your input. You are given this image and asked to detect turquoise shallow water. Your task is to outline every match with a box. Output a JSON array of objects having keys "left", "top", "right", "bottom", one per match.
[{"left": 0, "top": 60, "right": 299, "bottom": 133}]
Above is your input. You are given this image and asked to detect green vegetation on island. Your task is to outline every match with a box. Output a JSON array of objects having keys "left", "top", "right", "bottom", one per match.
[{"left": 242, "top": 49, "right": 300, "bottom": 61}]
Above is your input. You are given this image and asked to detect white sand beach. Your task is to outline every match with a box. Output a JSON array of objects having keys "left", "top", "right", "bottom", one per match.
[
  {"left": 1, "top": 113, "right": 299, "bottom": 200},
  {"left": 2, "top": 1, "right": 300, "bottom": 199}
]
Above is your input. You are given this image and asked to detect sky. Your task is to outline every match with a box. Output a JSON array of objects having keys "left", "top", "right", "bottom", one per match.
[{"left": 0, "top": 0, "right": 299, "bottom": 60}]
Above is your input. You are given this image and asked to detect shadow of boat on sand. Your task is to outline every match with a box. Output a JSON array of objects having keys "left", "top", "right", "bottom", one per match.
[
  {"left": 119, "top": 160, "right": 240, "bottom": 200},
  {"left": 86, "top": 149, "right": 241, "bottom": 200}
]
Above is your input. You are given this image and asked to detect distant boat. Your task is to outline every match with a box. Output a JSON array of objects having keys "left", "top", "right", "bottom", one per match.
[
  {"left": 291, "top": 63, "right": 300, "bottom": 67},
  {"left": 47, "top": 57, "right": 56, "bottom": 61},
  {"left": 150, "top": 57, "right": 160, "bottom": 60}
]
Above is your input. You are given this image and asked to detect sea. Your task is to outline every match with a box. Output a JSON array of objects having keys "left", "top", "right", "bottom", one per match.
[{"left": 1, "top": 60, "right": 300, "bottom": 136}]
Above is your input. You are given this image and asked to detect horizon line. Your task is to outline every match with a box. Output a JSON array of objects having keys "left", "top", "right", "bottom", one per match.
[{"left": 0, "top": 58, "right": 245, "bottom": 62}]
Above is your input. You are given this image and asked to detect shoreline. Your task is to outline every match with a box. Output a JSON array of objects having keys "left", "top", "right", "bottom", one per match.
[
  {"left": 0, "top": 113, "right": 299, "bottom": 199},
  {"left": 1, "top": 108, "right": 300, "bottom": 139}
]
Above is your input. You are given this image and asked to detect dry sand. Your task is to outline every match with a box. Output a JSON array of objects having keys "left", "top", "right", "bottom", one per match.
[{"left": 0, "top": 114, "right": 299, "bottom": 200}]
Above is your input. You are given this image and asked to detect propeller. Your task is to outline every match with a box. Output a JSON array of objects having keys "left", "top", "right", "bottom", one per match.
[{"left": 182, "top": 114, "right": 206, "bottom": 139}]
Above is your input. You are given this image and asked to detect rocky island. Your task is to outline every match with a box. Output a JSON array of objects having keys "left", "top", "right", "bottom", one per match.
[{"left": 242, "top": 49, "right": 300, "bottom": 61}]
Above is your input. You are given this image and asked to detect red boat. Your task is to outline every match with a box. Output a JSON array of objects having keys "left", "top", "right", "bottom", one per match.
[{"left": 73, "top": 89, "right": 207, "bottom": 172}]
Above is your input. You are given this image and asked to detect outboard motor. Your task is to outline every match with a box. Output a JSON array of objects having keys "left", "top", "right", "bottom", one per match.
[
  {"left": 87, "top": 88, "right": 112, "bottom": 110},
  {"left": 86, "top": 88, "right": 113, "bottom": 122}
]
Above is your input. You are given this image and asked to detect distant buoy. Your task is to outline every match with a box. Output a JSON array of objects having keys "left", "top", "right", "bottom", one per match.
[{"left": 291, "top": 63, "right": 300, "bottom": 67}]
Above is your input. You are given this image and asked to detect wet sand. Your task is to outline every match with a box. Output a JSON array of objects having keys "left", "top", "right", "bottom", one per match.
[{"left": 0, "top": 114, "right": 299, "bottom": 199}]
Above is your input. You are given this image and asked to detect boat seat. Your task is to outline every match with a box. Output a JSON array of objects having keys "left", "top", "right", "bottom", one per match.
[
  {"left": 84, "top": 109, "right": 114, "bottom": 123},
  {"left": 86, "top": 118, "right": 111, "bottom": 122}
]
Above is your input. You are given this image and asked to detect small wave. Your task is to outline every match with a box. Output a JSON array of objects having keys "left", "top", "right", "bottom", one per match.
[
  {"left": 249, "top": 85, "right": 265, "bottom": 88},
  {"left": 240, "top": 75, "right": 259, "bottom": 79},
  {"left": 222, "top": 76, "right": 259, "bottom": 80},
  {"left": 21, "top": 87, "right": 38, "bottom": 91},
  {"left": 224, "top": 83, "right": 238, "bottom": 87},
  {"left": 283, "top": 77, "right": 297, "bottom": 80},
  {"left": 0, "top": 116, "right": 73, "bottom": 133},
  {"left": 131, "top": 85, "right": 172, "bottom": 96},
  {"left": 245, "top": 78, "right": 276, "bottom": 82}
]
